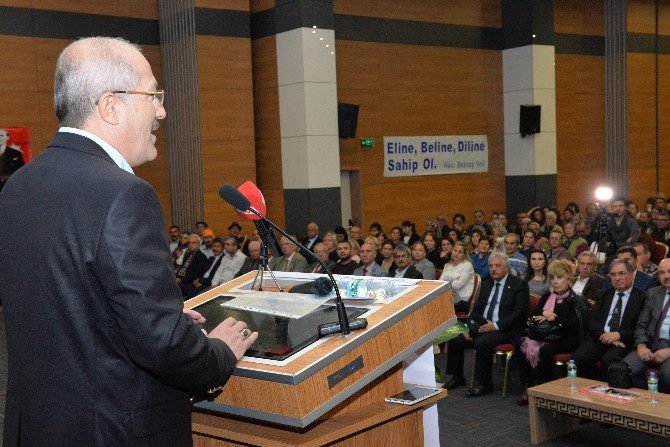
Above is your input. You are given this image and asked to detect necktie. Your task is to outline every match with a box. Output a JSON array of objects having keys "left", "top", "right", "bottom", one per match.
[
  {"left": 282, "top": 258, "right": 289, "bottom": 271},
  {"left": 362, "top": 268, "right": 367, "bottom": 276},
  {"left": 313, "top": 264, "right": 321, "bottom": 273},
  {"left": 608, "top": 292, "right": 625, "bottom": 332},
  {"left": 651, "top": 292, "right": 670, "bottom": 350},
  {"left": 486, "top": 282, "right": 501, "bottom": 321}
]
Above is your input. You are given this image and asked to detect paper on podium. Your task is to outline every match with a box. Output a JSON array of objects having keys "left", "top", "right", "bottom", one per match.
[{"left": 220, "top": 291, "right": 331, "bottom": 319}]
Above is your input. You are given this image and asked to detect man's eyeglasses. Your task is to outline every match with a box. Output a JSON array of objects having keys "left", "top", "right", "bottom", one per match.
[
  {"left": 113, "top": 90, "right": 165, "bottom": 105},
  {"left": 393, "top": 254, "right": 409, "bottom": 259}
]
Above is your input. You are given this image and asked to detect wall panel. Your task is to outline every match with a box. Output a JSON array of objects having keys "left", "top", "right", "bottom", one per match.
[{"left": 554, "top": 0, "right": 605, "bottom": 36}]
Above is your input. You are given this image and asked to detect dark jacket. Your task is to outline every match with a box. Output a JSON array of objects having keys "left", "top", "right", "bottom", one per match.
[
  {"left": 533, "top": 289, "right": 589, "bottom": 346},
  {"left": 587, "top": 287, "right": 647, "bottom": 348},
  {"left": 472, "top": 274, "right": 529, "bottom": 335},
  {"left": 579, "top": 273, "right": 605, "bottom": 307},
  {"left": 387, "top": 265, "right": 424, "bottom": 279},
  {"left": 0, "top": 132, "right": 236, "bottom": 446}
]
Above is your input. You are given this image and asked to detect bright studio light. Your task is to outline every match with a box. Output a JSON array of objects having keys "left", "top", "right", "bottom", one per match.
[{"left": 594, "top": 186, "right": 613, "bottom": 202}]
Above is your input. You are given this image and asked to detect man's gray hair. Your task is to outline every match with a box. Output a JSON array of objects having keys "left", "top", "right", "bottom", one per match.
[
  {"left": 577, "top": 250, "right": 597, "bottom": 262},
  {"left": 248, "top": 240, "right": 261, "bottom": 250},
  {"left": 609, "top": 259, "right": 635, "bottom": 273},
  {"left": 54, "top": 37, "right": 142, "bottom": 127},
  {"left": 393, "top": 245, "right": 411, "bottom": 257},
  {"left": 488, "top": 251, "right": 509, "bottom": 266}
]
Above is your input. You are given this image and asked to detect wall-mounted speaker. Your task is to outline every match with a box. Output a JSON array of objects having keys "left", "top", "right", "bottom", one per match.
[
  {"left": 338, "top": 103, "right": 359, "bottom": 139},
  {"left": 520, "top": 104, "right": 541, "bottom": 137}
]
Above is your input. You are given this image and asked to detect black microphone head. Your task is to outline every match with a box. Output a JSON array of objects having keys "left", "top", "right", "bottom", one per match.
[
  {"left": 219, "top": 184, "right": 250, "bottom": 211},
  {"left": 314, "top": 277, "right": 333, "bottom": 296}
]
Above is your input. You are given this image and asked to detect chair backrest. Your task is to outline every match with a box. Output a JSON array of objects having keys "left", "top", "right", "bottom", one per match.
[
  {"left": 528, "top": 292, "right": 542, "bottom": 317},
  {"left": 656, "top": 241, "right": 669, "bottom": 258},
  {"left": 467, "top": 273, "right": 482, "bottom": 314}
]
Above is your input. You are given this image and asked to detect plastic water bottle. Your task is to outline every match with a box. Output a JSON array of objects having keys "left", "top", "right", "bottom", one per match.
[
  {"left": 567, "top": 359, "right": 577, "bottom": 390},
  {"left": 648, "top": 372, "right": 659, "bottom": 404},
  {"left": 337, "top": 279, "right": 397, "bottom": 300}
]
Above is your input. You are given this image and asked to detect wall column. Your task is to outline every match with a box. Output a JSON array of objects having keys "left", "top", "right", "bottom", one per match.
[{"left": 502, "top": 0, "right": 557, "bottom": 216}]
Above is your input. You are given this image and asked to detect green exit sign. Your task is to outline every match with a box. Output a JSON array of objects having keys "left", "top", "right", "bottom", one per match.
[{"left": 360, "top": 138, "right": 375, "bottom": 148}]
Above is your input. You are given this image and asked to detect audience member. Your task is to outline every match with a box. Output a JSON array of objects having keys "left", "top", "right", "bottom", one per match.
[
  {"left": 439, "top": 242, "right": 475, "bottom": 312},
  {"left": 563, "top": 221, "right": 588, "bottom": 258},
  {"left": 410, "top": 241, "right": 436, "bottom": 280},
  {"left": 200, "top": 228, "right": 215, "bottom": 258},
  {"left": 300, "top": 222, "right": 321, "bottom": 253},
  {"left": 387, "top": 245, "right": 423, "bottom": 279},
  {"left": 601, "top": 246, "right": 659, "bottom": 291},
  {"left": 516, "top": 260, "right": 588, "bottom": 405},
  {"left": 443, "top": 253, "right": 529, "bottom": 396},
  {"left": 436, "top": 236, "right": 454, "bottom": 270},
  {"left": 172, "top": 231, "right": 190, "bottom": 268},
  {"left": 379, "top": 240, "right": 396, "bottom": 272},
  {"left": 228, "top": 222, "right": 249, "bottom": 255},
  {"left": 609, "top": 196, "right": 640, "bottom": 247},
  {"left": 211, "top": 237, "right": 247, "bottom": 286},
  {"left": 168, "top": 225, "right": 180, "bottom": 252},
  {"left": 573, "top": 259, "right": 646, "bottom": 380},
  {"left": 235, "top": 240, "right": 262, "bottom": 277},
  {"left": 334, "top": 226, "right": 348, "bottom": 242},
  {"left": 331, "top": 240, "right": 360, "bottom": 275},
  {"left": 369, "top": 222, "right": 382, "bottom": 238},
  {"left": 467, "top": 209, "right": 491, "bottom": 235},
  {"left": 323, "top": 231, "right": 339, "bottom": 263},
  {"left": 648, "top": 211, "right": 670, "bottom": 244},
  {"left": 546, "top": 230, "right": 571, "bottom": 262},
  {"left": 572, "top": 251, "right": 605, "bottom": 307},
  {"left": 467, "top": 228, "right": 484, "bottom": 255},
  {"left": 634, "top": 242, "right": 659, "bottom": 278},
  {"left": 269, "top": 237, "right": 307, "bottom": 273},
  {"left": 526, "top": 249, "right": 550, "bottom": 296},
  {"left": 471, "top": 236, "right": 492, "bottom": 281},
  {"left": 195, "top": 221, "right": 208, "bottom": 237},
  {"left": 623, "top": 259, "right": 670, "bottom": 392},
  {"left": 423, "top": 232, "right": 441, "bottom": 268},
  {"left": 401, "top": 220, "right": 421, "bottom": 246},
  {"left": 540, "top": 211, "right": 562, "bottom": 238},
  {"left": 389, "top": 226, "right": 404, "bottom": 248},
  {"left": 350, "top": 225, "right": 365, "bottom": 247},
  {"left": 447, "top": 228, "right": 462, "bottom": 244},
  {"left": 353, "top": 242, "right": 387, "bottom": 277},
  {"left": 504, "top": 233, "right": 527, "bottom": 276},
  {"left": 306, "top": 242, "right": 335, "bottom": 273},
  {"left": 528, "top": 221, "right": 549, "bottom": 250},
  {"left": 181, "top": 237, "right": 225, "bottom": 298},
  {"left": 0, "top": 128, "right": 25, "bottom": 192},
  {"left": 175, "top": 235, "right": 209, "bottom": 285}
]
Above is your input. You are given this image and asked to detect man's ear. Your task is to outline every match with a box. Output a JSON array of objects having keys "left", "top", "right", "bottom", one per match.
[{"left": 96, "top": 92, "right": 120, "bottom": 125}]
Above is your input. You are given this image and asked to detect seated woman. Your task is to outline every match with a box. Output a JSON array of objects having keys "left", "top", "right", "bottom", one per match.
[
  {"left": 470, "top": 236, "right": 491, "bottom": 281},
  {"left": 526, "top": 249, "right": 550, "bottom": 296},
  {"left": 467, "top": 228, "right": 484, "bottom": 255},
  {"left": 436, "top": 236, "right": 454, "bottom": 270},
  {"left": 410, "top": 241, "right": 436, "bottom": 280},
  {"left": 379, "top": 240, "right": 396, "bottom": 272},
  {"left": 563, "top": 221, "right": 588, "bottom": 258},
  {"left": 528, "top": 221, "right": 549, "bottom": 251},
  {"left": 422, "top": 232, "right": 441, "bottom": 268},
  {"left": 516, "top": 259, "right": 588, "bottom": 405},
  {"left": 439, "top": 242, "right": 475, "bottom": 313}
]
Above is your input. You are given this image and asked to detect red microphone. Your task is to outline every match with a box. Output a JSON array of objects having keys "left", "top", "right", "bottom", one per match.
[{"left": 236, "top": 181, "right": 266, "bottom": 221}]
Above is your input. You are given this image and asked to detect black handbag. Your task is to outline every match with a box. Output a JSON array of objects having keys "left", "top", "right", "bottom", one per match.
[
  {"left": 525, "top": 317, "right": 562, "bottom": 341},
  {"left": 465, "top": 314, "right": 488, "bottom": 338},
  {"left": 607, "top": 359, "right": 633, "bottom": 389}
]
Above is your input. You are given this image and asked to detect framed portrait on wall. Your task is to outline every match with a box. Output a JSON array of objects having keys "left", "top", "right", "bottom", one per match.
[{"left": 0, "top": 126, "right": 31, "bottom": 192}]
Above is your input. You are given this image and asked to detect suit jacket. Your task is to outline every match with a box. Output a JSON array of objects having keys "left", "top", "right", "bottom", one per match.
[
  {"left": 200, "top": 254, "right": 224, "bottom": 288},
  {"left": 0, "top": 146, "right": 25, "bottom": 180},
  {"left": 587, "top": 287, "right": 647, "bottom": 347},
  {"left": 299, "top": 235, "right": 322, "bottom": 256},
  {"left": 634, "top": 285, "right": 670, "bottom": 347},
  {"left": 472, "top": 274, "right": 529, "bottom": 334},
  {"left": 0, "top": 132, "right": 236, "bottom": 446},
  {"left": 306, "top": 260, "right": 335, "bottom": 274},
  {"left": 269, "top": 252, "right": 308, "bottom": 273},
  {"left": 178, "top": 250, "right": 209, "bottom": 284},
  {"left": 387, "top": 265, "right": 424, "bottom": 279},
  {"left": 353, "top": 262, "right": 387, "bottom": 277},
  {"left": 602, "top": 270, "right": 659, "bottom": 291},
  {"left": 580, "top": 273, "right": 605, "bottom": 305},
  {"left": 235, "top": 256, "right": 261, "bottom": 278}
]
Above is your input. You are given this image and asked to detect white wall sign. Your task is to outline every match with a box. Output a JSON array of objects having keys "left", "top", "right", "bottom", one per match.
[{"left": 383, "top": 135, "right": 488, "bottom": 177}]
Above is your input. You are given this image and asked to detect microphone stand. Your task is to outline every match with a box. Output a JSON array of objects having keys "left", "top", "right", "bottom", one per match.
[
  {"left": 250, "top": 242, "right": 284, "bottom": 292},
  {"left": 244, "top": 207, "right": 365, "bottom": 337}
]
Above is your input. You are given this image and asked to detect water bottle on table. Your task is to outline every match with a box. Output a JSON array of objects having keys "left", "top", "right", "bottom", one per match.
[
  {"left": 648, "top": 372, "right": 659, "bottom": 404},
  {"left": 567, "top": 359, "right": 577, "bottom": 390}
]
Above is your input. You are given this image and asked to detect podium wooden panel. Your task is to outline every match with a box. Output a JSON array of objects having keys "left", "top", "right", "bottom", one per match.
[{"left": 184, "top": 273, "right": 455, "bottom": 446}]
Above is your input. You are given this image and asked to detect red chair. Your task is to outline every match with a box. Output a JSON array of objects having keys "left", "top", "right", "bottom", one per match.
[{"left": 470, "top": 292, "right": 542, "bottom": 397}]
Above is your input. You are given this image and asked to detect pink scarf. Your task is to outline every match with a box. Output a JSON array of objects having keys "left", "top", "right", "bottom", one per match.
[{"left": 520, "top": 289, "right": 571, "bottom": 367}]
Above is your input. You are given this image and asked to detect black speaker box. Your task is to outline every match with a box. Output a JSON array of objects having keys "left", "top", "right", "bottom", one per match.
[
  {"left": 520, "top": 104, "right": 541, "bottom": 137},
  {"left": 338, "top": 103, "right": 359, "bottom": 139}
]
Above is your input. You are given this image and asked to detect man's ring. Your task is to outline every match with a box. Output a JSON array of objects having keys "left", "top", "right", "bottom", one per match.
[{"left": 241, "top": 328, "right": 251, "bottom": 339}]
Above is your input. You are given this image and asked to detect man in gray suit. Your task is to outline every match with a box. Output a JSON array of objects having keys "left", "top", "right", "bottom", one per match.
[
  {"left": 624, "top": 258, "right": 670, "bottom": 392},
  {"left": 269, "top": 236, "right": 308, "bottom": 272},
  {"left": 353, "top": 242, "right": 387, "bottom": 277},
  {"left": 0, "top": 37, "right": 257, "bottom": 446}
]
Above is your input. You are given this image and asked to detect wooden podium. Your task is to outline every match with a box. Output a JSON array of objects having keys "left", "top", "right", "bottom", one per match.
[{"left": 184, "top": 272, "right": 455, "bottom": 446}]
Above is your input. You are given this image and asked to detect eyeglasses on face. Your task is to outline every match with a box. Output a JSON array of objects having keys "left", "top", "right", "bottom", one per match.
[
  {"left": 113, "top": 90, "right": 165, "bottom": 105},
  {"left": 393, "top": 254, "right": 409, "bottom": 259}
]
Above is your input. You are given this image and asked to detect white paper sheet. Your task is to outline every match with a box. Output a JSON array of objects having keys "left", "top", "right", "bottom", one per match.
[{"left": 220, "top": 291, "right": 330, "bottom": 319}]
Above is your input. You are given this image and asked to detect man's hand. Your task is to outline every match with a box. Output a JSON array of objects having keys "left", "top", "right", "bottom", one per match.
[
  {"left": 652, "top": 347, "right": 670, "bottom": 364},
  {"left": 478, "top": 321, "right": 497, "bottom": 333},
  {"left": 599, "top": 331, "right": 620, "bottom": 345},
  {"left": 463, "top": 332, "right": 473, "bottom": 342},
  {"left": 208, "top": 317, "right": 259, "bottom": 359},
  {"left": 183, "top": 308, "right": 206, "bottom": 325},
  {"left": 637, "top": 344, "right": 654, "bottom": 361},
  {"left": 193, "top": 279, "right": 202, "bottom": 288}
]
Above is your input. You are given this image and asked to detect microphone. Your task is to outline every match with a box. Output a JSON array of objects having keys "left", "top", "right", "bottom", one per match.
[
  {"left": 219, "top": 182, "right": 366, "bottom": 336},
  {"left": 236, "top": 181, "right": 266, "bottom": 220},
  {"left": 288, "top": 277, "right": 333, "bottom": 296}
]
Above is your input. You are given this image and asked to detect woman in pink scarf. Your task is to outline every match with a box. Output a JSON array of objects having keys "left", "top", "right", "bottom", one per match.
[{"left": 516, "top": 259, "right": 588, "bottom": 405}]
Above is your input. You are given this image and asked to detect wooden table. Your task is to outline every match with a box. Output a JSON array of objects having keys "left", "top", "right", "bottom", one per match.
[{"left": 528, "top": 377, "right": 670, "bottom": 445}]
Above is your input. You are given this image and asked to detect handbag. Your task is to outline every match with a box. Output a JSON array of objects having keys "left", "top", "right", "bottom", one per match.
[
  {"left": 465, "top": 314, "right": 488, "bottom": 338},
  {"left": 525, "top": 317, "right": 562, "bottom": 341},
  {"left": 607, "top": 359, "right": 633, "bottom": 389}
]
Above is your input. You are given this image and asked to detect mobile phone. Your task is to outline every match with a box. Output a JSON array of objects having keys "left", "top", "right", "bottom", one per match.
[{"left": 384, "top": 386, "right": 441, "bottom": 405}]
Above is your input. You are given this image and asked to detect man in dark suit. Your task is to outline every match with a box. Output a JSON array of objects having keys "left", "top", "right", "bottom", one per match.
[
  {"left": 443, "top": 252, "right": 529, "bottom": 396},
  {"left": 387, "top": 245, "right": 423, "bottom": 279},
  {"left": 601, "top": 246, "right": 659, "bottom": 291},
  {"left": 0, "top": 128, "right": 25, "bottom": 192},
  {"left": 235, "top": 240, "right": 262, "bottom": 277},
  {"left": 175, "top": 234, "right": 209, "bottom": 286},
  {"left": 573, "top": 251, "right": 605, "bottom": 307},
  {"left": 0, "top": 37, "right": 257, "bottom": 446},
  {"left": 299, "top": 222, "right": 322, "bottom": 257},
  {"left": 306, "top": 242, "right": 335, "bottom": 273},
  {"left": 181, "top": 237, "right": 226, "bottom": 299},
  {"left": 623, "top": 259, "right": 670, "bottom": 391},
  {"left": 573, "top": 259, "right": 646, "bottom": 380}
]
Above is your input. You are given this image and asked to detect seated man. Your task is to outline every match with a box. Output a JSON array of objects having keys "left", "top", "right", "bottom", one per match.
[
  {"left": 504, "top": 233, "right": 527, "bottom": 277},
  {"left": 387, "top": 245, "right": 423, "bottom": 279},
  {"left": 168, "top": 225, "right": 180, "bottom": 252},
  {"left": 573, "top": 260, "right": 646, "bottom": 380},
  {"left": 306, "top": 242, "right": 335, "bottom": 273},
  {"left": 349, "top": 225, "right": 365, "bottom": 247},
  {"left": 648, "top": 210, "right": 670, "bottom": 244},
  {"left": 331, "top": 240, "right": 360, "bottom": 275},
  {"left": 269, "top": 236, "right": 308, "bottom": 273},
  {"left": 443, "top": 252, "right": 529, "bottom": 396},
  {"left": 235, "top": 240, "right": 262, "bottom": 277},
  {"left": 634, "top": 242, "right": 659, "bottom": 278},
  {"left": 210, "top": 237, "right": 247, "bottom": 286},
  {"left": 175, "top": 235, "right": 209, "bottom": 286},
  {"left": 601, "top": 246, "right": 659, "bottom": 291},
  {"left": 353, "top": 242, "right": 387, "bottom": 277},
  {"left": 300, "top": 222, "right": 321, "bottom": 255},
  {"left": 200, "top": 228, "right": 215, "bottom": 258},
  {"left": 624, "top": 259, "right": 670, "bottom": 392},
  {"left": 572, "top": 251, "right": 605, "bottom": 307},
  {"left": 180, "top": 237, "right": 225, "bottom": 299},
  {"left": 470, "top": 236, "right": 491, "bottom": 281}
]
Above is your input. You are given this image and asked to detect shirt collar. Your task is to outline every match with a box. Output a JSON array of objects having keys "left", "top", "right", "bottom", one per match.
[{"left": 59, "top": 127, "right": 134, "bottom": 174}]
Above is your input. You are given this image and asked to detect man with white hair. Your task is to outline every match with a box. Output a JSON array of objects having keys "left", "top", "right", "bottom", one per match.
[
  {"left": 443, "top": 252, "right": 529, "bottom": 396},
  {"left": 269, "top": 236, "right": 308, "bottom": 272},
  {"left": 0, "top": 37, "right": 256, "bottom": 445}
]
